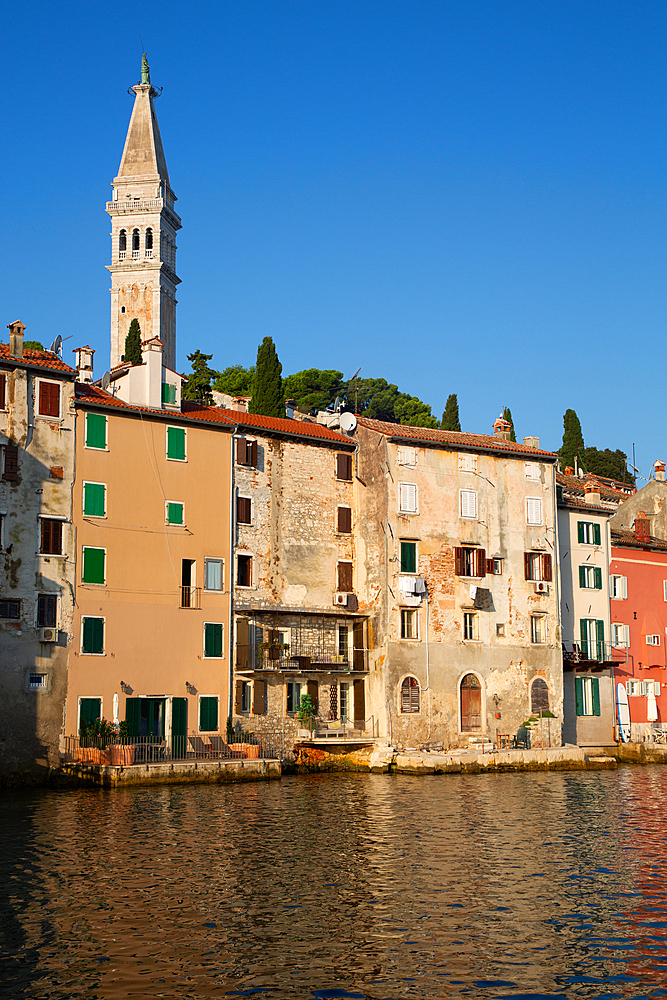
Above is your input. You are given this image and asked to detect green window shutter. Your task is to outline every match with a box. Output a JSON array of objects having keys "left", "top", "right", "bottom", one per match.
[
  {"left": 579, "top": 566, "right": 586, "bottom": 588},
  {"left": 580, "top": 619, "right": 588, "bottom": 645},
  {"left": 204, "top": 623, "right": 223, "bottom": 658},
  {"left": 162, "top": 383, "right": 177, "bottom": 405},
  {"left": 199, "top": 696, "right": 218, "bottom": 731},
  {"left": 575, "top": 677, "right": 584, "bottom": 716},
  {"left": 593, "top": 523, "right": 601, "bottom": 546},
  {"left": 594, "top": 567, "right": 602, "bottom": 590},
  {"left": 172, "top": 697, "right": 187, "bottom": 737},
  {"left": 82, "top": 617, "right": 104, "bottom": 653},
  {"left": 82, "top": 547, "right": 105, "bottom": 584},
  {"left": 167, "top": 502, "right": 183, "bottom": 525},
  {"left": 83, "top": 482, "right": 105, "bottom": 517},
  {"left": 401, "top": 542, "right": 416, "bottom": 574},
  {"left": 167, "top": 426, "right": 186, "bottom": 460},
  {"left": 577, "top": 521, "right": 585, "bottom": 543},
  {"left": 85, "top": 412, "right": 107, "bottom": 449},
  {"left": 592, "top": 678, "right": 601, "bottom": 716},
  {"left": 80, "top": 697, "right": 101, "bottom": 727},
  {"left": 125, "top": 698, "right": 141, "bottom": 737}
]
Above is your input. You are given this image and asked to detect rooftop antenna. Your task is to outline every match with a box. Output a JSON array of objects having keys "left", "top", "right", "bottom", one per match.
[{"left": 350, "top": 367, "right": 362, "bottom": 413}]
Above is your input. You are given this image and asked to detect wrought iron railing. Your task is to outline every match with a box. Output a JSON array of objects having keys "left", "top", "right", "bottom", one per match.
[
  {"left": 180, "top": 586, "right": 201, "bottom": 609},
  {"left": 63, "top": 732, "right": 279, "bottom": 765},
  {"left": 562, "top": 640, "right": 616, "bottom": 664},
  {"left": 235, "top": 644, "right": 367, "bottom": 672}
]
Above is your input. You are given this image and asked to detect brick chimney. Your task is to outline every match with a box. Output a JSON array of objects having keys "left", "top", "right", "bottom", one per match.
[
  {"left": 655, "top": 460, "right": 666, "bottom": 483},
  {"left": 7, "top": 320, "right": 25, "bottom": 359},
  {"left": 635, "top": 512, "right": 651, "bottom": 541},
  {"left": 564, "top": 466, "right": 574, "bottom": 477},
  {"left": 584, "top": 482, "right": 601, "bottom": 505},
  {"left": 493, "top": 415, "right": 512, "bottom": 441}
]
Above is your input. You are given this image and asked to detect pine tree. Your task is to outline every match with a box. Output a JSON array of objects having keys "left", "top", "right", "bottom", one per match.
[
  {"left": 441, "top": 393, "right": 461, "bottom": 431},
  {"left": 249, "top": 337, "right": 284, "bottom": 417},
  {"left": 183, "top": 350, "right": 216, "bottom": 405},
  {"left": 124, "top": 319, "right": 142, "bottom": 366},
  {"left": 503, "top": 406, "right": 517, "bottom": 442},
  {"left": 560, "top": 408, "right": 586, "bottom": 471}
]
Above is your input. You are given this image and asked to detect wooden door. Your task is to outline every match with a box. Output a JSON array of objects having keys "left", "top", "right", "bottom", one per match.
[
  {"left": 353, "top": 620, "right": 365, "bottom": 670},
  {"left": 172, "top": 697, "right": 188, "bottom": 759},
  {"left": 353, "top": 679, "right": 365, "bottom": 727},
  {"left": 460, "top": 674, "right": 482, "bottom": 731}
]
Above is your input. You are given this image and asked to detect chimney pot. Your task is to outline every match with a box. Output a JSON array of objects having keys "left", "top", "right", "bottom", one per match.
[
  {"left": 635, "top": 514, "right": 651, "bottom": 541},
  {"left": 493, "top": 416, "right": 512, "bottom": 441},
  {"left": 564, "top": 466, "right": 574, "bottom": 477},
  {"left": 584, "top": 482, "right": 601, "bottom": 505},
  {"left": 7, "top": 320, "right": 25, "bottom": 359},
  {"left": 655, "top": 460, "right": 666, "bottom": 483}
]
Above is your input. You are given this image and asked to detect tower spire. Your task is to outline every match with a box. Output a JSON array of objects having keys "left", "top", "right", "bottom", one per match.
[{"left": 106, "top": 58, "right": 181, "bottom": 372}]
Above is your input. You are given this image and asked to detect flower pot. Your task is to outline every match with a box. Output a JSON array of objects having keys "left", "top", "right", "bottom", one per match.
[{"left": 240, "top": 743, "right": 260, "bottom": 759}]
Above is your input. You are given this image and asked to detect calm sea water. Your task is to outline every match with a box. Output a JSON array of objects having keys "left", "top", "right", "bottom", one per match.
[{"left": 2, "top": 769, "right": 667, "bottom": 999}]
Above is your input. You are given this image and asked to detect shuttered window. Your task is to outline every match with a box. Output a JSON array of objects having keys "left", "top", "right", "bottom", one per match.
[
  {"left": 79, "top": 697, "right": 101, "bottom": 728},
  {"left": 455, "top": 547, "right": 486, "bottom": 578},
  {"left": 3, "top": 444, "right": 18, "bottom": 481},
  {"left": 578, "top": 521, "right": 601, "bottom": 545},
  {"left": 337, "top": 506, "right": 352, "bottom": 533},
  {"left": 524, "top": 552, "right": 552, "bottom": 581},
  {"left": 82, "top": 547, "right": 105, "bottom": 584},
  {"left": 199, "top": 696, "right": 219, "bottom": 731},
  {"left": 611, "top": 575, "right": 628, "bottom": 600},
  {"left": 237, "top": 496, "right": 252, "bottom": 524},
  {"left": 460, "top": 489, "right": 477, "bottom": 519},
  {"left": 81, "top": 617, "right": 104, "bottom": 654},
  {"left": 162, "top": 382, "right": 176, "bottom": 404},
  {"left": 166, "top": 426, "right": 186, "bottom": 461},
  {"left": 253, "top": 680, "right": 266, "bottom": 716},
  {"left": 236, "top": 438, "right": 257, "bottom": 467},
  {"left": 336, "top": 453, "right": 353, "bottom": 481},
  {"left": 204, "top": 623, "right": 223, "bottom": 658},
  {"left": 38, "top": 381, "right": 60, "bottom": 418},
  {"left": 0, "top": 599, "right": 20, "bottom": 619},
  {"left": 337, "top": 561, "right": 353, "bottom": 592},
  {"left": 83, "top": 482, "right": 105, "bottom": 517},
  {"left": 575, "top": 676, "right": 600, "bottom": 716},
  {"left": 400, "top": 541, "right": 416, "bottom": 573},
  {"left": 399, "top": 483, "right": 418, "bottom": 513},
  {"left": 166, "top": 502, "right": 184, "bottom": 525},
  {"left": 40, "top": 519, "right": 63, "bottom": 555},
  {"left": 85, "top": 412, "right": 107, "bottom": 449},
  {"left": 37, "top": 594, "right": 57, "bottom": 628},
  {"left": 526, "top": 497, "right": 543, "bottom": 525},
  {"left": 458, "top": 453, "right": 477, "bottom": 472},
  {"left": 400, "top": 677, "right": 420, "bottom": 713},
  {"left": 0, "top": 374, "right": 6, "bottom": 410},
  {"left": 579, "top": 565, "right": 602, "bottom": 590}
]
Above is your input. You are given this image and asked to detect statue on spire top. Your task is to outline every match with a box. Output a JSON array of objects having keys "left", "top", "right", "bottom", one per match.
[{"left": 141, "top": 53, "right": 150, "bottom": 85}]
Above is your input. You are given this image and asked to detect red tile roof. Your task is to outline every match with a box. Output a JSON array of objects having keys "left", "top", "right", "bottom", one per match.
[
  {"left": 357, "top": 416, "right": 556, "bottom": 457},
  {"left": 611, "top": 528, "right": 667, "bottom": 553},
  {"left": 0, "top": 343, "right": 76, "bottom": 374},
  {"left": 558, "top": 495, "right": 614, "bottom": 514},
  {"left": 557, "top": 472, "right": 632, "bottom": 504}
]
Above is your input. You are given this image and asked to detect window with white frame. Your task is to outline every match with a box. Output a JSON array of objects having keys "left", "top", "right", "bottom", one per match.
[
  {"left": 626, "top": 680, "right": 640, "bottom": 697},
  {"left": 165, "top": 501, "right": 184, "bottom": 525},
  {"left": 458, "top": 453, "right": 477, "bottom": 472},
  {"left": 579, "top": 565, "right": 602, "bottom": 590},
  {"left": 578, "top": 521, "right": 601, "bottom": 545},
  {"left": 459, "top": 489, "right": 478, "bottom": 519},
  {"left": 397, "top": 446, "right": 417, "bottom": 467},
  {"left": 204, "top": 558, "right": 224, "bottom": 591},
  {"left": 399, "top": 483, "right": 418, "bottom": 514},
  {"left": 400, "top": 609, "right": 418, "bottom": 639},
  {"left": 37, "top": 380, "right": 61, "bottom": 419},
  {"left": 530, "top": 614, "right": 546, "bottom": 644},
  {"left": 611, "top": 575, "right": 628, "bottom": 600},
  {"left": 29, "top": 673, "right": 47, "bottom": 689},
  {"left": 526, "top": 497, "right": 543, "bottom": 525},
  {"left": 646, "top": 634, "right": 661, "bottom": 646},
  {"left": 463, "top": 611, "right": 479, "bottom": 641},
  {"left": 663, "top": 580, "right": 667, "bottom": 602},
  {"left": 524, "top": 462, "right": 540, "bottom": 481},
  {"left": 612, "top": 623, "right": 630, "bottom": 648}
]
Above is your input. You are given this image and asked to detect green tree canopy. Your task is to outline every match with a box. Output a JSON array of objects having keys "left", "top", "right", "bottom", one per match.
[
  {"left": 282, "top": 368, "right": 345, "bottom": 414},
  {"left": 559, "top": 408, "right": 586, "bottom": 471},
  {"left": 343, "top": 377, "right": 437, "bottom": 427},
  {"left": 24, "top": 340, "right": 45, "bottom": 351},
  {"left": 503, "top": 406, "right": 517, "bottom": 442},
  {"left": 213, "top": 364, "right": 255, "bottom": 397},
  {"left": 441, "top": 393, "right": 461, "bottom": 431},
  {"left": 584, "top": 447, "right": 635, "bottom": 485},
  {"left": 249, "top": 337, "right": 284, "bottom": 418},
  {"left": 124, "top": 318, "right": 142, "bottom": 366},
  {"left": 183, "top": 350, "right": 216, "bottom": 405}
]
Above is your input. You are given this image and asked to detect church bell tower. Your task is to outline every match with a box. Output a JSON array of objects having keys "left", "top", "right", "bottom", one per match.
[{"left": 107, "top": 55, "right": 180, "bottom": 371}]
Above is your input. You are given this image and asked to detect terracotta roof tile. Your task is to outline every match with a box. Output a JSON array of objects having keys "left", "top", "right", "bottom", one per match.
[
  {"left": 0, "top": 343, "right": 76, "bottom": 375},
  {"left": 357, "top": 416, "right": 556, "bottom": 457},
  {"left": 557, "top": 472, "right": 632, "bottom": 502},
  {"left": 558, "top": 496, "right": 614, "bottom": 514},
  {"left": 611, "top": 528, "right": 667, "bottom": 552}
]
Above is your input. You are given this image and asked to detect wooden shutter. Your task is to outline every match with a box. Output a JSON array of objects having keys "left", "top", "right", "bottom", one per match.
[
  {"left": 460, "top": 489, "right": 477, "bottom": 519},
  {"left": 524, "top": 552, "right": 532, "bottom": 580},
  {"left": 337, "top": 453, "right": 352, "bottom": 481},
  {"left": 399, "top": 483, "right": 417, "bottom": 513},
  {"left": 41, "top": 519, "right": 62, "bottom": 555},
  {"left": 592, "top": 678, "right": 601, "bottom": 716},
  {"left": 474, "top": 548, "right": 486, "bottom": 578},
  {"left": 235, "top": 681, "right": 243, "bottom": 714},
  {"left": 577, "top": 521, "right": 585, "bottom": 543},
  {"left": 353, "top": 679, "right": 365, "bottom": 722},
  {"left": 337, "top": 507, "right": 352, "bottom": 533},
  {"left": 593, "top": 523, "right": 602, "bottom": 546},
  {"left": 237, "top": 496, "right": 252, "bottom": 523},
  {"left": 172, "top": 698, "right": 187, "bottom": 737},
  {"left": 37, "top": 594, "right": 57, "bottom": 628},
  {"left": 594, "top": 567, "right": 602, "bottom": 590},
  {"left": 307, "top": 680, "right": 319, "bottom": 713},
  {"left": 401, "top": 680, "right": 411, "bottom": 713},
  {"left": 542, "top": 553, "right": 552, "bottom": 582},
  {"left": 575, "top": 677, "right": 584, "bottom": 716},
  {"left": 0, "top": 374, "right": 6, "bottom": 410},
  {"left": 455, "top": 547, "right": 465, "bottom": 576},
  {"left": 39, "top": 381, "right": 60, "bottom": 417},
  {"left": 253, "top": 680, "right": 266, "bottom": 716},
  {"left": 338, "top": 561, "right": 353, "bottom": 592},
  {"left": 236, "top": 438, "right": 247, "bottom": 464},
  {"left": 579, "top": 566, "right": 586, "bottom": 588},
  {"left": 597, "top": 620, "right": 605, "bottom": 653},
  {"left": 3, "top": 444, "right": 18, "bottom": 481},
  {"left": 248, "top": 440, "right": 257, "bottom": 467}
]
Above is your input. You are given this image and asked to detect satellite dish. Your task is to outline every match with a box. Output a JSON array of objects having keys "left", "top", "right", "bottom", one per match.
[
  {"left": 49, "top": 335, "right": 62, "bottom": 356},
  {"left": 339, "top": 412, "right": 357, "bottom": 433},
  {"left": 101, "top": 372, "right": 111, "bottom": 391}
]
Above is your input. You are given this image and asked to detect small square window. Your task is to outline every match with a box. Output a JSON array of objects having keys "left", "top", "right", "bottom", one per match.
[
  {"left": 0, "top": 599, "right": 20, "bottom": 619},
  {"left": 162, "top": 382, "right": 177, "bottom": 405},
  {"left": 463, "top": 611, "right": 479, "bottom": 641},
  {"left": 166, "top": 501, "right": 184, "bottom": 525},
  {"left": 401, "top": 609, "right": 418, "bottom": 639},
  {"left": 496, "top": 623, "right": 505, "bottom": 637},
  {"left": 38, "top": 381, "right": 61, "bottom": 418},
  {"left": 487, "top": 558, "right": 503, "bottom": 575},
  {"left": 458, "top": 453, "right": 477, "bottom": 472},
  {"left": 400, "top": 541, "right": 417, "bottom": 573},
  {"left": 204, "top": 623, "right": 223, "bottom": 658},
  {"left": 524, "top": 463, "right": 540, "bottom": 481},
  {"left": 397, "top": 447, "right": 417, "bottom": 467},
  {"left": 82, "top": 616, "right": 104, "bottom": 654},
  {"left": 29, "top": 673, "right": 47, "bottom": 689},
  {"left": 237, "top": 554, "right": 252, "bottom": 587}
]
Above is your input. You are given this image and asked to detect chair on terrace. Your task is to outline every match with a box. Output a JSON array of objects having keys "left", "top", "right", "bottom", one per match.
[
  {"left": 208, "top": 736, "right": 233, "bottom": 758},
  {"left": 513, "top": 727, "right": 531, "bottom": 750},
  {"left": 188, "top": 736, "right": 213, "bottom": 758}
]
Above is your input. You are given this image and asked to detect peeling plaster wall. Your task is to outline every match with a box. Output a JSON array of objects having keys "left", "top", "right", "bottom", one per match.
[
  {"left": 356, "top": 425, "right": 563, "bottom": 747},
  {"left": 609, "top": 481, "right": 667, "bottom": 538},
  {"left": 0, "top": 365, "right": 76, "bottom": 776}
]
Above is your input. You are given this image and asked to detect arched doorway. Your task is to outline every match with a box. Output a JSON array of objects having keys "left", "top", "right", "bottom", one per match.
[
  {"left": 531, "top": 677, "right": 549, "bottom": 714},
  {"left": 460, "top": 673, "right": 482, "bottom": 731}
]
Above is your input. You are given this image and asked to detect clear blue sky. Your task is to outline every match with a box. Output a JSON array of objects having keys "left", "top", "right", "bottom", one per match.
[{"left": 2, "top": 1, "right": 666, "bottom": 475}]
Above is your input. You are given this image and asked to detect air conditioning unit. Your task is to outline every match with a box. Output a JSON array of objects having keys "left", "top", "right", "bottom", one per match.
[
  {"left": 333, "top": 592, "right": 348, "bottom": 607},
  {"left": 39, "top": 627, "right": 57, "bottom": 643},
  {"left": 534, "top": 581, "right": 549, "bottom": 595}
]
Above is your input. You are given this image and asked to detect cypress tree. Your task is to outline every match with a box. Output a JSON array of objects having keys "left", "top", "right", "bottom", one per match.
[
  {"left": 249, "top": 337, "right": 284, "bottom": 417},
  {"left": 441, "top": 393, "right": 461, "bottom": 431},
  {"left": 183, "top": 350, "right": 216, "bottom": 405},
  {"left": 560, "top": 408, "right": 586, "bottom": 471},
  {"left": 503, "top": 406, "right": 517, "bottom": 442},
  {"left": 124, "top": 319, "right": 142, "bottom": 366}
]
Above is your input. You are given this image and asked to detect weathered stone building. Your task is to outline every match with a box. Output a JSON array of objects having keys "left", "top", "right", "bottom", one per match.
[
  {"left": 0, "top": 323, "right": 77, "bottom": 778},
  {"left": 229, "top": 413, "right": 366, "bottom": 746},
  {"left": 353, "top": 415, "right": 563, "bottom": 748}
]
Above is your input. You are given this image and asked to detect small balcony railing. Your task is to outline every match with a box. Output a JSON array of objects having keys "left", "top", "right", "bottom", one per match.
[
  {"left": 180, "top": 586, "right": 201, "bottom": 609},
  {"left": 562, "top": 640, "right": 616, "bottom": 664},
  {"left": 63, "top": 732, "right": 279, "bottom": 765},
  {"left": 132, "top": 250, "right": 140, "bottom": 259},
  {"left": 145, "top": 249, "right": 153, "bottom": 258},
  {"left": 118, "top": 251, "right": 126, "bottom": 260},
  {"left": 235, "top": 644, "right": 368, "bottom": 672}
]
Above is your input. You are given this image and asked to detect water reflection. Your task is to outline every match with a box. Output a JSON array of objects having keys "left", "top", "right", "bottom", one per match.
[{"left": 3, "top": 770, "right": 667, "bottom": 997}]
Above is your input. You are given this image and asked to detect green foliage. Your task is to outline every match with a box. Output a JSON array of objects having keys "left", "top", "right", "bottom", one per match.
[
  {"left": 213, "top": 364, "right": 255, "bottom": 397},
  {"left": 183, "top": 350, "right": 216, "bottom": 405},
  {"left": 124, "top": 318, "right": 142, "bottom": 366},
  {"left": 24, "top": 340, "right": 44, "bottom": 351},
  {"left": 559, "top": 408, "right": 586, "bottom": 471},
  {"left": 503, "top": 406, "right": 517, "bottom": 442},
  {"left": 226, "top": 716, "right": 234, "bottom": 742},
  {"left": 441, "top": 393, "right": 461, "bottom": 431},
  {"left": 584, "top": 446, "right": 635, "bottom": 485},
  {"left": 348, "top": 377, "right": 438, "bottom": 427},
  {"left": 282, "top": 368, "right": 345, "bottom": 414},
  {"left": 118, "top": 720, "right": 129, "bottom": 741},
  {"left": 79, "top": 717, "right": 117, "bottom": 745},
  {"left": 298, "top": 694, "right": 316, "bottom": 729},
  {"left": 249, "top": 337, "right": 284, "bottom": 417}
]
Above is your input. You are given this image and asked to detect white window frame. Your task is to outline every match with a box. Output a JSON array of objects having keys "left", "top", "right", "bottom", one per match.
[
  {"left": 165, "top": 425, "right": 187, "bottom": 462},
  {"left": 458, "top": 453, "right": 477, "bottom": 473},
  {"left": 530, "top": 614, "right": 546, "bottom": 644},
  {"left": 463, "top": 611, "right": 480, "bottom": 642},
  {"left": 165, "top": 500, "right": 185, "bottom": 526},
  {"left": 204, "top": 557, "right": 224, "bottom": 592},
  {"left": 646, "top": 634, "right": 661, "bottom": 646},
  {"left": 397, "top": 446, "right": 417, "bottom": 467},
  {"left": 399, "top": 482, "right": 418, "bottom": 514},
  {"left": 459, "top": 489, "right": 478, "bottom": 520},
  {"left": 627, "top": 680, "right": 640, "bottom": 697},
  {"left": 29, "top": 673, "right": 47, "bottom": 689},
  {"left": 198, "top": 694, "right": 220, "bottom": 732},
  {"left": 286, "top": 679, "right": 302, "bottom": 715},
  {"left": 663, "top": 579, "right": 667, "bottom": 603},
  {"left": 80, "top": 616, "right": 105, "bottom": 655},
  {"left": 490, "top": 558, "right": 502, "bottom": 575},
  {"left": 35, "top": 592, "right": 59, "bottom": 629},
  {"left": 580, "top": 676, "right": 597, "bottom": 716},
  {"left": 78, "top": 696, "right": 103, "bottom": 731},
  {"left": 81, "top": 545, "right": 106, "bottom": 585},
  {"left": 203, "top": 621, "right": 224, "bottom": 659},
  {"left": 84, "top": 411, "right": 108, "bottom": 451},
  {"left": 611, "top": 575, "right": 628, "bottom": 600},
  {"left": 612, "top": 623, "right": 630, "bottom": 648},
  {"left": 526, "top": 497, "right": 543, "bottom": 526},
  {"left": 579, "top": 521, "right": 597, "bottom": 544},
  {"left": 580, "top": 566, "right": 597, "bottom": 590},
  {"left": 82, "top": 481, "right": 107, "bottom": 518},
  {"left": 400, "top": 608, "right": 419, "bottom": 640},
  {"left": 524, "top": 462, "right": 540, "bottom": 481},
  {"left": 36, "top": 378, "right": 62, "bottom": 420},
  {"left": 236, "top": 553, "right": 253, "bottom": 588}
]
